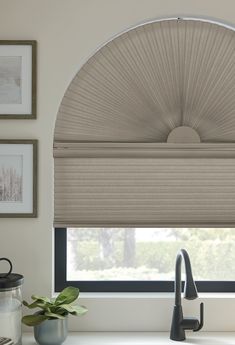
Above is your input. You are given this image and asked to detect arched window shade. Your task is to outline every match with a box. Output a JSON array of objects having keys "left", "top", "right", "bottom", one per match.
[{"left": 54, "top": 18, "right": 235, "bottom": 227}]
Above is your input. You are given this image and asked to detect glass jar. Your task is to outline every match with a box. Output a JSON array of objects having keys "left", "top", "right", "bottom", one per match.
[{"left": 0, "top": 258, "right": 24, "bottom": 345}]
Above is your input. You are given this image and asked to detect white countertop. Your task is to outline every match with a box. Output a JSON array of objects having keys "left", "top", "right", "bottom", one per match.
[{"left": 23, "top": 332, "right": 235, "bottom": 345}]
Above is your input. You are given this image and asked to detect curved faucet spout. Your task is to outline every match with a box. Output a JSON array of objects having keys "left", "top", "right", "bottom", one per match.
[
  {"left": 170, "top": 249, "right": 204, "bottom": 341},
  {"left": 175, "top": 249, "right": 198, "bottom": 306}
]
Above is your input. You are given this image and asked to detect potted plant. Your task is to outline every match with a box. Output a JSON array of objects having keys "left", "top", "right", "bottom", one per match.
[{"left": 22, "top": 286, "right": 87, "bottom": 345}]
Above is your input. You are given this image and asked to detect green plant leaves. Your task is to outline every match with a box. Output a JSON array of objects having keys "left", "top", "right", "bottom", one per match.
[
  {"left": 59, "top": 304, "right": 88, "bottom": 315},
  {"left": 31, "top": 295, "right": 51, "bottom": 303},
  {"left": 22, "top": 314, "right": 48, "bottom": 326},
  {"left": 55, "top": 287, "right": 79, "bottom": 305},
  {"left": 23, "top": 300, "right": 49, "bottom": 309},
  {"left": 23, "top": 300, "right": 39, "bottom": 309},
  {"left": 44, "top": 312, "right": 65, "bottom": 320},
  {"left": 22, "top": 286, "right": 87, "bottom": 326}
]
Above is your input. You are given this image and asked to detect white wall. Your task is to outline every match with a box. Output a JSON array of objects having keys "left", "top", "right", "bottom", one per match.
[{"left": 0, "top": 0, "right": 235, "bottom": 332}]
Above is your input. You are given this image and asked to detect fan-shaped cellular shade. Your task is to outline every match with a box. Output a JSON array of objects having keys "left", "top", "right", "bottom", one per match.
[{"left": 55, "top": 19, "right": 235, "bottom": 143}]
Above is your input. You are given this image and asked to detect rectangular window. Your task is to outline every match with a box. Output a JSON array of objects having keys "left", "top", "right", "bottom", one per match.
[{"left": 55, "top": 228, "right": 235, "bottom": 292}]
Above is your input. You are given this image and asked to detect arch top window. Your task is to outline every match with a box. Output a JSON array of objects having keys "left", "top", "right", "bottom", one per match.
[
  {"left": 54, "top": 17, "right": 235, "bottom": 144},
  {"left": 54, "top": 17, "right": 235, "bottom": 292}
]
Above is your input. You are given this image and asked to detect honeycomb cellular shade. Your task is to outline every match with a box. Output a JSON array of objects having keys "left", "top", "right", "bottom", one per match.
[
  {"left": 54, "top": 144, "right": 235, "bottom": 227},
  {"left": 54, "top": 18, "right": 235, "bottom": 227}
]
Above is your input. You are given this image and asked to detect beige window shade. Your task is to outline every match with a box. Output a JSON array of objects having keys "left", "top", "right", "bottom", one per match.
[
  {"left": 54, "top": 18, "right": 235, "bottom": 227},
  {"left": 54, "top": 143, "right": 235, "bottom": 227},
  {"left": 55, "top": 19, "right": 235, "bottom": 143}
]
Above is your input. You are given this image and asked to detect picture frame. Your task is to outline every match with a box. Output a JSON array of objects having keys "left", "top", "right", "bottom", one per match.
[
  {"left": 0, "top": 140, "right": 37, "bottom": 217},
  {"left": 0, "top": 41, "right": 37, "bottom": 119}
]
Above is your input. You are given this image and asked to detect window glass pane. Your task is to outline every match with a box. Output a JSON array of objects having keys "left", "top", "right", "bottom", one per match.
[{"left": 67, "top": 228, "right": 235, "bottom": 281}]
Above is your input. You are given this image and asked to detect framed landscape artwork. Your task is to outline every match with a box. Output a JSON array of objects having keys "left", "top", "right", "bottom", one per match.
[
  {"left": 0, "top": 140, "right": 37, "bottom": 217},
  {"left": 0, "top": 41, "right": 37, "bottom": 119}
]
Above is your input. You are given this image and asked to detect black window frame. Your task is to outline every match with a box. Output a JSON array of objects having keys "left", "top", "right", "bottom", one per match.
[{"left": 55, "top": 227, "right": 235, "bottom": 293}]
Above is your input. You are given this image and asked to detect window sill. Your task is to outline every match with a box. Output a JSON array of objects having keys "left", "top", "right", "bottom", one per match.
[
  {"left": 53, "top": 292, "right": 235, "bottom": 299},
  {"left": 51, "top": 292, "right": 235, "bottom": 331},
  {"left": 23, "top": 332, "right": 235, "bottom": 345},
  {"left": 77, "top": 292, "right": 235, "bottom": 299}
]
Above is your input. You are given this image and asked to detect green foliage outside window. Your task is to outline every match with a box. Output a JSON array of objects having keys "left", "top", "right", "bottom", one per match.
[{"left": 67, "top": 228, "right": 235, "bottom": 281}]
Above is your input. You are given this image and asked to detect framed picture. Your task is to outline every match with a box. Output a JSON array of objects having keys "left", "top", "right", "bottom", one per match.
[
  {"left": 0, "top": 140, "right": 37, "bottom": 217},
  {"left": 0, "top": 41, "right": 37, "bottom": 119}
]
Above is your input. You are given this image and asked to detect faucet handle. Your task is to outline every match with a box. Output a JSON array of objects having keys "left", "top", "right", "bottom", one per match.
[{"left": 194, "top": 302, "right": 204, "bottom": 332}]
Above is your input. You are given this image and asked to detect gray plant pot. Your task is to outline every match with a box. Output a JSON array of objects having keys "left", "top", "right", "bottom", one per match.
[{"left": 34, "top": 317, "right": 68, "bottom": 345}]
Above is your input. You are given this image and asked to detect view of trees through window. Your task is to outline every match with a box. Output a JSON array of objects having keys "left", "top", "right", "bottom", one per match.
[{"left": 67, "top": 228, "right": 235, "bottom": 281}]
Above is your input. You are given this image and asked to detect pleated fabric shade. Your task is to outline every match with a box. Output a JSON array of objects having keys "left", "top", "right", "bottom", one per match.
[{"left": 54, "top": 18, "right": 235, "bottom": 227}]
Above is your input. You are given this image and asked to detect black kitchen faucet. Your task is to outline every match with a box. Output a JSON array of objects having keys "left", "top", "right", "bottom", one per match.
[{"left": 170, "top": 249, "right": 204, "bottom": 341}]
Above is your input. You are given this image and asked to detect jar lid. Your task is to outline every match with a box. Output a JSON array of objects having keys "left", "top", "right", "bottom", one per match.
[{"left": 0, "top": 258, "right": 24, "bottom": 289}]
